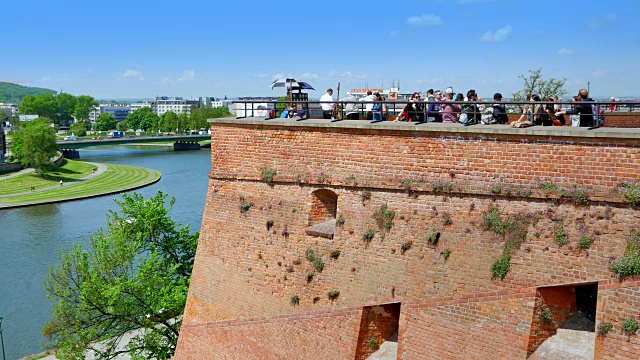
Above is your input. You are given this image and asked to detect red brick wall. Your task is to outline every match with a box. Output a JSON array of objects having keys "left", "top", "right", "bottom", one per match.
[
  {"left": 177, "top": 120, "right": 640, "bottom": 359},
  {"left": 594, "top": 279, "right": 640, "bottom": 359},
  {"left": 506, "top": 112, "right": 640, "bottom": 128}
]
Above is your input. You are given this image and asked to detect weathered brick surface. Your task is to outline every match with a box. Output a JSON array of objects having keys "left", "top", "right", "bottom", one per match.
[
  {"left": 594, "top": 278, "right": 640, "bottom": 359},
  {"left": 177, "top": 120, "right": 640, "bottom": 359}
]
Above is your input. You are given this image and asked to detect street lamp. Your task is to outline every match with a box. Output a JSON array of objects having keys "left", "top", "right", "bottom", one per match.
[{"left": 0, "top": 316, "right": 6, "bottom": 360}]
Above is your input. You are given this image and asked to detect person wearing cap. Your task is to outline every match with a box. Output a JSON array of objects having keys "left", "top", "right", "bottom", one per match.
[
  {"left": 441, "top": 87, "right": 461, "bottom": 123},
  {"left": 491, "top": 93, "right": 509, "bottom": 124},
  {"left": 321, "top": 88, "right": 334, "bottom": 119},
  {"left": 341, "top": 92, "right": 360, "bottom": 120}
]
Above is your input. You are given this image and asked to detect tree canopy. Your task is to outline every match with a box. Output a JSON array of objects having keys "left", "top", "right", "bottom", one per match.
[
  {"left": 19, "top": 93, "right": 98, "bottom": 126},
  {"left": 95, "top": 112, "right": 117, "bottom": 131},
  {"left": 73, "top": 95, "right": 99, "bottom": 122},
  {"left": 124, "top": 107, "right": 156, "bottom": 131},
  {"left": 11, "top": 117, "right": 58, "bottom": 174},
  {"left": 43, "top": 191, "right": 199, "bottom": 360},
  {"left": 512, "top": 68, "right": 567, "bottom": 109}
]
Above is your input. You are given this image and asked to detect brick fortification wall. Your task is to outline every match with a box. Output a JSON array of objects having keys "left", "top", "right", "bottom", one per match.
[{"left": 176, "top": 120, "right": 640, "bottom": 359}]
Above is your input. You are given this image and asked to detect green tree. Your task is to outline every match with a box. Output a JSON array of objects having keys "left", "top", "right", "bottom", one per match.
[
  {"left": 177, "top": 113, "right": 188, "bottom": 134},
  {"left": 512, "top": 68, "right": 567, "bottom": 110},
  {"left": 19, "top": 93, "right": 57, "bottom": 118},
  {"left": 95, "top": 113, "right": 117, "bottom": 131},
  {"left": 43, "top": 191, "right": 198, "bottom": 360},
  {"left": 73, "top": 95, "right": 98, "bottom": 122},
  {"left": 161, "top": 111, "right": 178, "bottom": 133},
  {"left": 70, "top": 122, "right": 87, "bottom": 137},
  {"left": 55, "top": 93, "right": 77, "bottom": 125},
  {"left": 125, "top": 107, "right": 155, "bottom": 131},
  {"left": 11, "top": 117, "right": 58, "bottom": 174},
  {"left": 140, "top": 111, "right": 160, "bottom": 132}
]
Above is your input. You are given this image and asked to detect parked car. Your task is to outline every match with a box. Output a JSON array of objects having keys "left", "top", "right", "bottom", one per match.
[{"left": 64, "top": 135, "right": 78, "bottom": 141}]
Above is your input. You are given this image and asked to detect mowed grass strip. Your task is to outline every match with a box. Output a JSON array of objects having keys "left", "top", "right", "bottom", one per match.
[
  {"left": 0, "top": 164, "right": 160, "bottom": 207},
  {"left": 0, "top": 159, "right": 96, "bottom": 195}
]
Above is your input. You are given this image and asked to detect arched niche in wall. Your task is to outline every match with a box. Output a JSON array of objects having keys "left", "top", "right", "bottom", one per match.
[{"left": 305, "top": 188, "right": 338, "bottom": 239}]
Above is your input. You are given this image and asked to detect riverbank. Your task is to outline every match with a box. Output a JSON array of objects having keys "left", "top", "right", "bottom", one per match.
[{"left": 0, "top": 160, "right": 160, "bottom": 209}]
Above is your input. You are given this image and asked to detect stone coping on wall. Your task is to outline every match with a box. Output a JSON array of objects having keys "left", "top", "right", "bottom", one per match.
[{"left": 210, "top": 117, "right": 640, "bottom": 140}]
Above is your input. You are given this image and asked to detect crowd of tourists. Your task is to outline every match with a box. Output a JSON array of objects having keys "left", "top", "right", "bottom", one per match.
[{"left": 320, "top": 87, "right": 604, "bottom": 128}]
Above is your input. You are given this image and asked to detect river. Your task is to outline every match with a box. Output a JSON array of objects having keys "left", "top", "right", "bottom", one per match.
[{"left": 0, "top": 145, "right": 211, "bottom": 360}]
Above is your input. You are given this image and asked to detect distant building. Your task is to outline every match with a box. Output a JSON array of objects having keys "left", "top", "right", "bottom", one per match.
[
  {"left": 154, "top": 96, "right": 199, "bottom": 116},
  {"left": 19, "top": 115, "right": 39, "bottom": 122},
  {"left": 89, "top": 104, "right": 132, "bottom": 124},
  {"left": 130, "top": 102, "right": 152, "bottom": 112}
]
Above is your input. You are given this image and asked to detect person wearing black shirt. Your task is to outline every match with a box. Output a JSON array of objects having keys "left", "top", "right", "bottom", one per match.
[{"left": 556, "top": 88, "right": 593, "bottom": 127}]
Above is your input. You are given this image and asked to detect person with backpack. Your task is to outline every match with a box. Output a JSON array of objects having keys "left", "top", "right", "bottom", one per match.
[
  {"left": 482, "top": 93, "right": 509, "bottom": 124},
  {"left": 462, "top": 90, "right": 481, "bottom": 124}
]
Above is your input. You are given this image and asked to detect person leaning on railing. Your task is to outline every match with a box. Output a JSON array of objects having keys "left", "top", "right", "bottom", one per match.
[{"left": 555, "top": 88, "right": 593, "bottom": 127}]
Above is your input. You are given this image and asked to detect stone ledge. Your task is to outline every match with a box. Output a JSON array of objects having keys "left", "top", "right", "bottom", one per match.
[
  {"left": 305, "top": 218, "right": 336, "bottom": 239},
  {"left": 209, "top": 117, "right": 640, "bottom": 139}
]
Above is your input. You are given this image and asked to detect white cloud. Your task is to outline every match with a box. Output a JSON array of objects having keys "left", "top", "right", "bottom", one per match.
[
  {"left": 123, "top": 69, "right": 143, "bottom": 80},
  {"left": 253, "top": 73, "right": 270, "bottom": 78},
  {"left": 593, "top": 70, "right": 607, "bottom": 77},
  {"left": 480, "top": 25, "right": 512, "bottom": 42},
  {"left": 585, "top": 13, "right": 616, "bottom": 29},
  {"left": 406, "top": 14, "right": 444, "bottom": 27},
  {"left": 160, "top": 77, "right": 171, "bottom": 84},
  {"left": 575, "top": 79, "right": 586, "bottom": 85},
  {"left": 558, "top": 48, "right": 574, "bottom": 56},
  {"left": 300, "top": 72, "right": 319, "bottom": 79},
  {"left": 41, "top": 77, "right": 52, "bottom": 82},
  {"left": 390, "top": 30, "right": 400, "bottom": 38},
  {"left": 178, "top": 70, "right": 195, "bottom": 81}
]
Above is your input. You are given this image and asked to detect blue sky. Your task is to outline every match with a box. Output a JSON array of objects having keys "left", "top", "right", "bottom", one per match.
[{"left": 2, "top": 0, "right": 639, "bottom": 99}]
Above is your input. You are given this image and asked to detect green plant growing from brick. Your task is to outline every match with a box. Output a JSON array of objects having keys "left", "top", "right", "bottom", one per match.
[
  {"left": 554, "top": 221, "right": 569, "bottom": 247},
  {"left": 277, "top": 261, "right": 282, "bottom": 267},
  {"left": 598, "top": 322, "right": 613, "bottom": 336},
  {"left": 401, "top": 179, "right": 413, "bottom": 193},
  {"left": 336, "top": 213, "right": 345, "bottom": 226},
  {"left": 539, "top": 306, "right": 552, "bottom": 324},
  {"left": 363, "top": 229, "right": 375, "bottom": 243},
  {"left": 431, "top": 180, "right": 453, "bottom": 193},
  {"left": 313, "top": 256, "right": 324, "bottom": 272},
  {"left": 441, "top": 249, "right": 451, "bottom": 261},
  {"left": 442, "top": 212, "right": 452, "bottom": 226},
  {"left": 239, "top": 196, "right": 253, "bottom": 213},
  {"left": 260, "top": 168, "right": 277, "bottom": 183},
  {"left": 286, "top": 265, "right": 294, "bottom": 273},
  {"left": 538, "top": 182, "right": 559, "bottom": 192},
  {"left": 330, "top": 250, "right": 341, "bottom": 259},
  {"left": 491, "top": 250, "right": 511, "bottom": 280},
  {"left": 361, "top": 189, "right": 371, "bottom": 202},
  {"left": 623, "top": 318, "right": 639, "bottom": 337},
  {"left": 368, "top": 338, "right": 378, "bottom": 350},
  {"left": 560, "top": 187, "right": 591, "bottom": 206},
  {"left": 611, "top": 231, "right": 640, "bottom": 277},
  {"left": 306, "top": 248, "right": 316, "bottom": 262},
  {"left": 401, "top": 241, "right": 412, "bottom": 254},
  {"left": 484, "top": 206, "right": 535, "bottom": 280},
  {"left": 293, "top": 258, "right": 301, "bottom": 265},
  {"left": 578, "top": 235, "right": 594, "bottom": 249},
  {"left": 306, "top": 272, "right": 314, "bottom": 282},
  {"left": 491, "top": 185, "right": 502, "bottom": 195},
  {"left": 427, "top": 231, "right": 441, "bottom": 247},
  {"left": 290, "top": 295, "right": 300, "bottom": 306},
  {"left": 266, "top": 219, "right": 274, "bottom": 230},
  {"left": 327, "top": 290, "right": 340, "bottom": 300},
  {"left": 373, "top": 204, "right": 395, "bottom": 231},
  {"left": 618, "top": 181, "right": 640, "bottom": 206}
]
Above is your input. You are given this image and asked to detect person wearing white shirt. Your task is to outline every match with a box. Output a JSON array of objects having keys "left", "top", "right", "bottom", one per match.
[
  {"left": 320, "top": 88, "right": 334, "bottom": 119},
  {"left": 361, "top": 90, "right": 375, "bottom": 120},
  {"left": 340, "top": 92, "right": 360, "bottom": 120}
]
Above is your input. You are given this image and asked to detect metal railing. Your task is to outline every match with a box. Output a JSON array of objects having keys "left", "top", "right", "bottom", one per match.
[{"left": 233, "top": 100, "right": 640, "bottom": 129}]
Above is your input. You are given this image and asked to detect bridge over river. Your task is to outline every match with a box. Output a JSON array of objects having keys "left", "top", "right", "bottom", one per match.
[{"left": 56, "top": 134, "right": 211, "bottom": 149}]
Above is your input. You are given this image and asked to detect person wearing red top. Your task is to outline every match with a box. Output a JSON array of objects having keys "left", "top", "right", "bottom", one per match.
[{"left": 610, "top": 97, "right": 616, "bottom": 111}]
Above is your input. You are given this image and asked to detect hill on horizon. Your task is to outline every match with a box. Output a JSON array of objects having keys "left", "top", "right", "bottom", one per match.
[{"left": 0, "top": 82, "right": 57, "bottom": 103}]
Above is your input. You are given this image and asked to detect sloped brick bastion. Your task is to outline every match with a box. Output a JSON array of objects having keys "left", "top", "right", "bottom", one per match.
[{"left": 176, "top": 119, "right": 640, "bottom": 359}]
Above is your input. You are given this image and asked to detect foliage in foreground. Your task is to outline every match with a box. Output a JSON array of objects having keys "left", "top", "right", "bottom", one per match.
[{"left": 43, "top": 191, "right": 199, "bottom": 360}]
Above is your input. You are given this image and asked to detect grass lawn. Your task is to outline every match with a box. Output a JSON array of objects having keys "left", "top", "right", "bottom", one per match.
[
  {"left": 0, "top": 159, "right": 96, "bottom": 195},
  {"left": 0, "top": 162, "right": 160, "bottom": 208}
]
